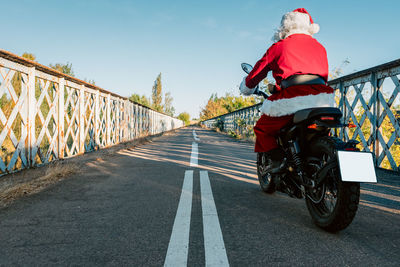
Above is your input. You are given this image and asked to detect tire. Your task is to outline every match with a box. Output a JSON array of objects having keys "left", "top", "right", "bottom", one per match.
[
  {"left": 305, "top": 137, "right": 360, "bottom": 232},
  {"left": 257, "top": 152, "right": 276, "bottom": 193}
]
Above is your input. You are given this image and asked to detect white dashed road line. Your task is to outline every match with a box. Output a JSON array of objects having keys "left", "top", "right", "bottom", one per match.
[
  {"left": 200, "top": 171, "right": 230, "bottom": 267},
  {"left": 190, "top": 142, "right": 198, "bottom": 167},
  {"left": 164, "top": 170, "right": 193, "bottom": 267},
  {"left": 193, "top": 129, "right": 200, "bottom": 141}
]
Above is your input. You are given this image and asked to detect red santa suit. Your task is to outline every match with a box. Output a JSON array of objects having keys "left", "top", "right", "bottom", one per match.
[{"left": 241, "top": 9, "right": 334, "bottom": 152}]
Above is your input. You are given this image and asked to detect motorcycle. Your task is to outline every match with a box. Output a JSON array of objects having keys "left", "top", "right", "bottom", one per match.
[{"left": 241, "top": 63, "right": 377, "bottom": 232}]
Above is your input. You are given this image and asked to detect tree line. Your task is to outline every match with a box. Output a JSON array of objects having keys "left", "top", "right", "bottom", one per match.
[
  {"left": 21, "top": 53, "right": 190, "bottom": 124},
  {"left": 129, "top": 73, "right": 174, "bottom": 115},
  {"left": 129, "top": 73, "right": 191, "bottom": 125}
]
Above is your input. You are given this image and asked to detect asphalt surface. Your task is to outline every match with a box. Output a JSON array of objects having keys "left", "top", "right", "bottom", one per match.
[{"left": 0, "top": 126, "right": 399, "bottom": 266}]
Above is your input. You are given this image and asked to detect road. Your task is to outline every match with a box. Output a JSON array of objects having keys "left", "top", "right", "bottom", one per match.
[{"left": 0, "top": 127, "right": 399, "bottom": 266}]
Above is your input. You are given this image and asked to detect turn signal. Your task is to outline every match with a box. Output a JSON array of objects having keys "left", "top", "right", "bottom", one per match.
[{"left": 308, "top": 124, "right": 318, "bottom": 129}]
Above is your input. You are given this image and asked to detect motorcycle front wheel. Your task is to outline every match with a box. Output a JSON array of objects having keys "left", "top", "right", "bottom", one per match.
[
  {"left": 305, "top": 137, "right": 360, "bottom": 232},
  {"left": 257, "top": 152, "right": 276, "bottom": 193}
]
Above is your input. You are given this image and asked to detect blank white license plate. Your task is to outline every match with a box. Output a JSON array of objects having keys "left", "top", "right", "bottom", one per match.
[{"left": 337, "top": 151, "right": 377, "bottom": 183}]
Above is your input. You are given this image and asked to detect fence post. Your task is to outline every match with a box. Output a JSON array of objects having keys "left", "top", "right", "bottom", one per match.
[
  {"left": 115, "top": 99, "right": 120, "bottom": 143},
  {"left": 95, "top": 90, "right": 100, "bottom": 148},
  {"left": 135, "top": 105, "right": 140, "bottom": 137},
  {"left": 375, "top": 75, "right": 382, "bottom": 165},
  {"left": 79, "top": 85, "right": 85, "bottom": 154},
  {"left": 106, "top": 94, "right": 111, "bottom": 146},
  {"left": 370, "top": 72, "right": 378, "bottom": 164},
  {"left": 139, "top": 106, "right": 142, "bottom": 136},
  {"left": 150, "top": 110, "right": 153, "bottom": 134},
  {"left": 124, "top": 99, "right": 129, "bottom": 141},
  {"left": 136, "top": 105, "right": 139, "bottom": 136},
  {"left": 339, "top": 81, "right": 346, "bottom": 141},
  {"left": 58, "top": 78, "right": 65, "bottom": 159},
  {"left": 27, "top": 67, "right": 36, "bottom": 166},
  {"left": 148, "top": 110, "right": 152, "bottom": 134},
  {"left": 152, "top": 110, "right": 154, "bottom": 134},
  {"left": 133, "top": 104, "right": 137, "bottom": 138},
  {"left": 145, "top": 109, "right": 149, "bottom": 134}
]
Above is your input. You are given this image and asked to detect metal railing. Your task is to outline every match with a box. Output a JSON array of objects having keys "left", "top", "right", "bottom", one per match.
[
  {"left": 0, "top": 49, "right": 184, "bottom": 175},
  {"left": 202, "top": 59, "right": 400, "bottom": 171}
]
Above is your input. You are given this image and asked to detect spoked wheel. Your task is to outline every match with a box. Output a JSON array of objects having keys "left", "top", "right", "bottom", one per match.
[
  {"left": 257, "top": 152, "right": 276, "bottom": 193},
  {"left": 305, "top": 137, "right": 360, "bottom": 232}
]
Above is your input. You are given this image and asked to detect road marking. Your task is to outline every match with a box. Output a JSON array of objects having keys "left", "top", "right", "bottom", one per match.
[
  {"left": 193, "top": 129, "right": 200, "bottom": 141},
  {"left": 361, "top": 189, "right": 400, "bottom": 202},
  {"left": 200, "top": 171, "right": 230, "bottom": 267},
  {"left": 164, "top": 170, "right": 193, "bottom": 267},
  {"left": 190, "top": 142, "right": 198, "bottom": 167}
]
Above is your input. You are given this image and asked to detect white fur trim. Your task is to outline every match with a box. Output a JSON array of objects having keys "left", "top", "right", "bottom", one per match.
[
  {"left": 273, "top": 11, "right": 319, "bottom": 42},
  {"left": 285, "top": 28, "right": 313, "bottom": 38},
  {"left": 309, "top": 23, "right": 320, "bottom": 34},
  {"left": 260, "top": 93, "right": 335, "bottom": 117},
  {"left": 239, "top": 76, "right": 256, "bottom": 96}
]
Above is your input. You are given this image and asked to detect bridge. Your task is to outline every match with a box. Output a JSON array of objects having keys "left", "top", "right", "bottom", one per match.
[{"left": 0, "top": 51, "right": 399, "bottom": 266}]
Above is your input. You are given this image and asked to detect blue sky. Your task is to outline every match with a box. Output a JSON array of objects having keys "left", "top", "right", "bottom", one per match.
[{"left": 2, "top": 0, "right": 400, "bottom": 118}]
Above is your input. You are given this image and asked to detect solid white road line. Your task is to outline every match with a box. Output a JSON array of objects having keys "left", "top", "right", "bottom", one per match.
[
  {"left": 190, "top": 142, "right": 198, "bottom": 167},
  {"left": 200, "top": 171, "right": 230, "bottom": 267},
  {"left": 164, "top": 170, "right": 194, "bottom": 267}
]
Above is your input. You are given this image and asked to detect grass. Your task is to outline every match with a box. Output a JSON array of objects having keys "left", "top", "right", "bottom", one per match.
[{"left": 0, "top": 161, "right": 80, "bottom": 208}]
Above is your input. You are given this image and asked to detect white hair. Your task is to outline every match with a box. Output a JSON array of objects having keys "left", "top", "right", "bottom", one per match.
[{"left": 273, "top": 11, "right": 320, "bottom": 42}]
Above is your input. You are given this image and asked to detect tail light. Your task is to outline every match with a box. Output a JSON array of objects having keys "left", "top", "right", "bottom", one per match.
[
  {"left": 320, "top": 116, "right": 335, "bottom": 121},
  {"left": 308, "top": 124, "right": 318, "bottom": 129}
]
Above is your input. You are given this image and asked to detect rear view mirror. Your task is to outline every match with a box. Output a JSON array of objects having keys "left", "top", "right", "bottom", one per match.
[{"left": 241, "top": 63, "right": 253, "bottom": 74}]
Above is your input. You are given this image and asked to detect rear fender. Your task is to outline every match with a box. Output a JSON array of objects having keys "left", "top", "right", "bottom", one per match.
[
  {"left": 331, "top": 137, "right": 360, "bottom": 151},
  {"left": 315, "top": 159, "right": 337, "bottom": 186},
  {"left": 314, "top": 138, "right": 362, "bottom": 185}
]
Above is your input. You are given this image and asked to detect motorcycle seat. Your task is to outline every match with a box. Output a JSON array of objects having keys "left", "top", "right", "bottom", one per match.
[{"left": 293, "top": 107, "right": 342, "bottom": 124}]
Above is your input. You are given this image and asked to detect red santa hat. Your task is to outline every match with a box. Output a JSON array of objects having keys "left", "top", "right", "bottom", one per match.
[
  {"left": 273, "top": 8, "right": 320, "bottom": 41},
  {"left": 292, "top": 8, "right": 314, "bottom": 24}
]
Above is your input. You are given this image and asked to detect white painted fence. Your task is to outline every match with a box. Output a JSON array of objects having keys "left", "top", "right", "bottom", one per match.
[{"left": 0, "top": 49, "right": 184, "bottom": 175}]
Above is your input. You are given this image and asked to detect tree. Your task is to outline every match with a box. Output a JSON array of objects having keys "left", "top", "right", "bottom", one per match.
[
  {"left": 129, "top": 93, "right": 151, "bottom": 108},
  {"left": 329, "top": 58, "right": 350, "bottom": 80},
  {"left": 49, "top": 62, "right": 74, "bottom": 77},
  {"left": 84, "top": 78, "right": 96, "bottom": 85},
  {"left": 21, "top": 52, "right": 36, "bottom": 61},
  {"left": 152, "top": 73, "right": 163, "bottom": 112},
  {"left": 164, "top": 91, "right": 175, "bottom": 116},
  {"left": 200, "top": 94, "right": 228, "bottom": 120},
  {"left": 177, "top": 112, "right": 190, "bottom": 126},
  {"left": 130, "top": 73, "right": 176, "bottom": 115},
  {"left": 200, "top": 93, "right": 258, "bottom": 120}
]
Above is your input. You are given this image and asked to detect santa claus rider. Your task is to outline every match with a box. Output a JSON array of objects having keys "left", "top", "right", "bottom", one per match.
[{"left": 240, "top": 8, "right": 335, "bottom": 172}]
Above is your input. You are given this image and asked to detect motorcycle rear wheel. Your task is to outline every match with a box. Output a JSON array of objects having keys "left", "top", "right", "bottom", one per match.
[
  {"left": 305, "top": 137, "right": 360, "bottom": 232},
  {"left": 257, "top": 152, "right": 276, "bottom": 193}
]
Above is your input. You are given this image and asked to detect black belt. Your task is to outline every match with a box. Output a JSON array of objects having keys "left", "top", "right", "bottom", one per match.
[{"left": 281, "top": 74, "right": 326, "bottom": 89}]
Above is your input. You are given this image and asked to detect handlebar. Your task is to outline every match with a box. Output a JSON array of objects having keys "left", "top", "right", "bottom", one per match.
[
  {"left": 253, "top": 87, "right": 269, "bottom": 99},
  {"left": 241, "top": 62, "right": 270, "bottom": 99}
]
